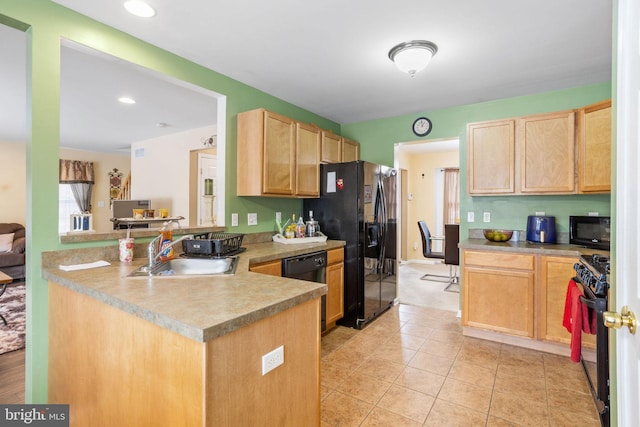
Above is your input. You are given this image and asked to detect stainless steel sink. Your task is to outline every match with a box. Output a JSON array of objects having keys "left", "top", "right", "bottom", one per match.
[{"left": 129, "top": 257, "right": 238, "bottom": 277}]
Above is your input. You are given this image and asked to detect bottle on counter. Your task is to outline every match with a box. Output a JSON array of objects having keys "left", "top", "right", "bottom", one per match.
[
  {"left": 285, "top": 214, "right": 296, "bottom": 239},
  {"left": 296, "top": 213, "right": 306, "bottom": 238},
  {"left": 306, "top": 210, "right": 317, "bottom": 237},
  {"left": 158, "top": 221, "right": 174, "bottom": 261}
]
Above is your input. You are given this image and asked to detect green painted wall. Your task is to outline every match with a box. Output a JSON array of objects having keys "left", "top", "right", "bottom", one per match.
[
  {"left": 341, "top": 82, "right": 613, "bottom": 239},
  {"left": 2, "top": 0, "right": 614, "bottom": 404},
  {"left": 0, "top": 0, "right": 339, "bottom": 402}
]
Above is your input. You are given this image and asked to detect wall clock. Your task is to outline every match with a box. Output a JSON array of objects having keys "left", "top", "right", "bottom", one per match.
[{"left": 412, "top": 117, "right": 432, "bottom": 137}]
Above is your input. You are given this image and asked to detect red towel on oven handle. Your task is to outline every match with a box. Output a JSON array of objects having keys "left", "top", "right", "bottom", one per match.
[{"left": 562, "top": 278, "right": 593, "bottom": 362}]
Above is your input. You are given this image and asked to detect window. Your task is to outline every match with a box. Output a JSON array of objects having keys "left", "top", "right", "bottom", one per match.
[
  {"left": 59, "top": 183, "right": 80, "bottom": 233},
  {"left": 443, "top": 168, "right": 460, "bottom": 225}
]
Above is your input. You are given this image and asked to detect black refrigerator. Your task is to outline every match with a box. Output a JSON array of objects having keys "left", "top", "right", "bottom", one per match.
[{"left": 304, "top": 161, "right": 397, "bottom": 329}]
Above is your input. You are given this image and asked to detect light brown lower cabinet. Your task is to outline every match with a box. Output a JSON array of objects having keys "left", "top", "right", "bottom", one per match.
[
  {"left": 249, "top": 259, "right": 282, "bottom": 276},
  {"left": 325, "top": 248, "right": 345, "bottom": 329},
  {"left": 540, "top": 255, "right": 596, "bottom": 348},
  {"left": 48, "top": 282, "right": 320, "bottom": 426},
  {"left": 251, "top": 250, "right": 344, "bottom": 332},
  {"left": 462, "top": 251, "right": 535, "bottom": 337},
  {"left": 462, "top": 250, "right": 597, "bottom": 351}
]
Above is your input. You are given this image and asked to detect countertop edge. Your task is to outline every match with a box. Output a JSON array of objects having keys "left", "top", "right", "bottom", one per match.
[
  {"left": 459, "top": 238, "right": 609, "bottom": 257},
  {"left": 43, "top": 240, "right": 344, "bottom": 343}
]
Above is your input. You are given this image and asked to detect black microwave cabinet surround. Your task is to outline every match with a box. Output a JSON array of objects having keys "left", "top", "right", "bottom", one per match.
[{"left": 569, "top": 216, "right": 611, "bottom": 250}]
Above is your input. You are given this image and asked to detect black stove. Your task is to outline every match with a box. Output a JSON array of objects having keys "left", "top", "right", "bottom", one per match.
[
  {"left": 573, "top": 253, "right": 610, "bottom": 427},
  {"left": 575, "top": 254, "right": 610, "bottom": 297}
]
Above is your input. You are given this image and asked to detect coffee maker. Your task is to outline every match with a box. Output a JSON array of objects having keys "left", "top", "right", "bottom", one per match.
[{"left": 526, "top": 215, "right": 556, "bottom": 243}]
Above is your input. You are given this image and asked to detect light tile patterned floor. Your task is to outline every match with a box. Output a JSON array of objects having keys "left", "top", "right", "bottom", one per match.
[{"left": 320, "top": 304, "right": 600, "bottom": 427}]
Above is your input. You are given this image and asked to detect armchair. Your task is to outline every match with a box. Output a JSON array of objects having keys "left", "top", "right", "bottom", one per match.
[{"left": 0, "top": 223, "right": 26, "bottom": 281}]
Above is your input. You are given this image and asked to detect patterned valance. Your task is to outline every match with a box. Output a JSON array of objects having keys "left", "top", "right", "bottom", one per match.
[{"left": 59, "top": 160, "right": 94, "bottom": 184}]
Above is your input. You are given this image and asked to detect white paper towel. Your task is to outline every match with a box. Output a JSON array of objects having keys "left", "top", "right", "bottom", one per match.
[{"left": 59, "top": 260, "right": 111, "bottom": 271}]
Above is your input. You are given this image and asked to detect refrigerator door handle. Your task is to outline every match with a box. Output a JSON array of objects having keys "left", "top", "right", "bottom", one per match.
[{"left": 377, "top": 180, "right": 387, "bottom": 264}]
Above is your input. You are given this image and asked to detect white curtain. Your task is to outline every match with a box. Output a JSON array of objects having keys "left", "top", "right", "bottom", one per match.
[
  {"left": 59, "top": 160, "right": 94, "bottom": 213},
  {"left": 443, "top": 168, "right": 460, "bottom": 224}
]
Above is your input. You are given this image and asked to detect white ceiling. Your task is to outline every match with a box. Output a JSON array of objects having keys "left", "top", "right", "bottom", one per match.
[{"left": 1, "top": 1, "right": 612, "bottom": 153}]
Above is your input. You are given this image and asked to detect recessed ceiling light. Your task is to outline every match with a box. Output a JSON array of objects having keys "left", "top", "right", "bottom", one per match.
[
  {"left": 118, "top": 97, "right": 136, "bottom": 105},
  {"left": 124, "top": 1, "right": 156, "bottom": 18}
]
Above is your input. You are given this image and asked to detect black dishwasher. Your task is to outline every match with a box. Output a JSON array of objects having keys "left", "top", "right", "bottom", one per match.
[{"left": 282, "top": 251, "right": 327, "bottom": 331}]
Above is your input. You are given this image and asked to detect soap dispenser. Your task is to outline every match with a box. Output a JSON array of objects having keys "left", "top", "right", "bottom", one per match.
[{"left": 158, "top": 221, "right": 174, "bottom": 261}]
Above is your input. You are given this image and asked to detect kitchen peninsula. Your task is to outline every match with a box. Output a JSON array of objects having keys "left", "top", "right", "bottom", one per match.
[{"left": 43, "top": 238, "right": 344, "bottom": 426}]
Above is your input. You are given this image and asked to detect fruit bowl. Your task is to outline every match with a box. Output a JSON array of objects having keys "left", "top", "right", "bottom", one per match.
[{"left": 483, "top": 229, "right": 513, "bottom": 242}]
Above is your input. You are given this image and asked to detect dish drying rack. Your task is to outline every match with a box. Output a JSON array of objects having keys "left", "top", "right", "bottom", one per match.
[{"left": 181, "top": 232, "right": 245, "bottom": 257}]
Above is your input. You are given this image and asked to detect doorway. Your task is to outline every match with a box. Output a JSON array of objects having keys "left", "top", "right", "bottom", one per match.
[
  {"left": 395, "top": 138, "right": 460, "bottom": 312},
  {"left": 395, "top": 138, "right": 460, "bottom": 262},
  {"left": 197, "top": 152, "right": 217, "bottom": 226}
]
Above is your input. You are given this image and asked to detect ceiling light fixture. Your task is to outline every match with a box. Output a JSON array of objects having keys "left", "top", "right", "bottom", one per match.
[
  {"left": 124, "top": 1, "right": 156, "bottom": 18},
  {"left": 388, "top": 40, "right": 438, "bottom": 77},
  {"left": 118, "top": 96, "right": 136, "bottom": 105}
]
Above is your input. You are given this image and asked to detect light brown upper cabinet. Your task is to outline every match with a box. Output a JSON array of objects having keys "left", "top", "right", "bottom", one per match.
[
  {"left": 576, "top": 100, "right": 612, "bottom": 193},
  {"left": 519, "top": 110, "right": 575, "bottom": 193},
  {"left": 237, "top": 109, "right": 320, "bottom": 197},
  {"left": 341, "top": 137, "right": 360, "bottom": 162},
  {"left": 295, "top": 122, "right": 321, "bottom": 196},
  {"left": 467, "top": 119, "right": 516, "bottom": 194},
  {"left": 467, "top": 101, "right": 611, "bottom": 196},
  {"left": 321, "top": 131, "right": 342, "bottom": 163}
]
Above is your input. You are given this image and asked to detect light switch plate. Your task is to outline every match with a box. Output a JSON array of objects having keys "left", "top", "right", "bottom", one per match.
[{"left": 248, "top": 213, "right": 258, "bottom": 226}]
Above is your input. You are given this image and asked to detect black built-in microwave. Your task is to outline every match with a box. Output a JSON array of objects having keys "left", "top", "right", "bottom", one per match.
[{"left": 569, "top": 216, "right": 611, "bottom": 250}]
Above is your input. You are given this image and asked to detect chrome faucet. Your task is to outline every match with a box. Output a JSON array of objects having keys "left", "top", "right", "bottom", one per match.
[{"left": 147, "top": 234, "right": 194, "bottom": 268}]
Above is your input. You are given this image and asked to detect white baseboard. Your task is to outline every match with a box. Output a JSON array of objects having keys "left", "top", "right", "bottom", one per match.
[{"left": 462, "top": 327, "right": 596, "bottom": 363}]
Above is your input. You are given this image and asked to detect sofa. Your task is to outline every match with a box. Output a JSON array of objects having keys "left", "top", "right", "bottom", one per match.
[{"left": 0, "top": 223, "right": 26, "bottom": 281}]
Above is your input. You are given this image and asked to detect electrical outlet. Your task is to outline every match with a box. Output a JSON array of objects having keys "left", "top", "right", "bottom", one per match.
[
  {"left": 231, "top": 213, "right": 238, "bottom": 227},
  {"left": 535, "top": 211, "right": 545, "bottom": 216},
  {"left": 248, "top": 213, "right": 258, "bottom": 226},
  {"left": 483, "top": 212, "right": 491, "bottom": 222},
  {"left": 467, "top": 212, "right": 475, "bottom": 223},
  {"left": 588, "top": 212, "right": 599, "bottom": 216},
  {"left": 276, "top": 211, "right": 282, "bottom": 223},
  {"left": 262, "top": 345, "right": 284, "bottom": 375}
]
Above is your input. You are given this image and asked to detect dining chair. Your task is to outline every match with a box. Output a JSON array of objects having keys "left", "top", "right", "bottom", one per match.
[
  {"left": 443, "top": 224, "right": 460, "bottom": 292},
  {"left": 417, "top": 220, "right": 448, "bottom": 281}
]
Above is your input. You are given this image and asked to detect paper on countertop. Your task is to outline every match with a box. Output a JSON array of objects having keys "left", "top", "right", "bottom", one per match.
[{"left": 59, "top": 260, "right": 111, "bottom": 271}]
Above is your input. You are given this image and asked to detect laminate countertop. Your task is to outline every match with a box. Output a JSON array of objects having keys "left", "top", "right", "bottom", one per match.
[
  {"left": 43, "top": 240, "right": 345, "bottom": 343},
  {"left": 459, "top": 239, "right": 610, "bottom": 257}
]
